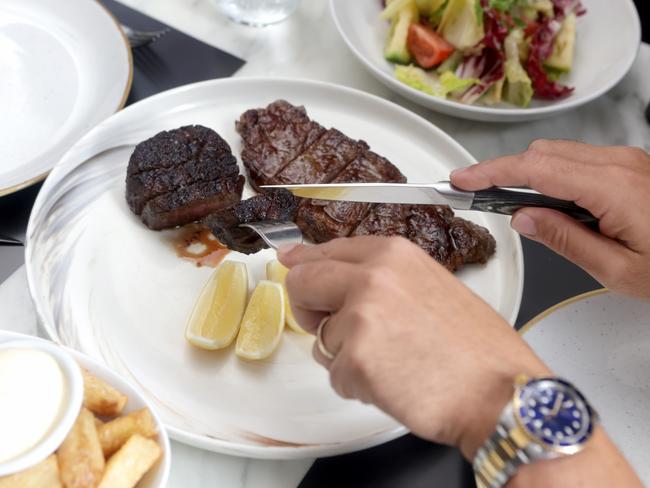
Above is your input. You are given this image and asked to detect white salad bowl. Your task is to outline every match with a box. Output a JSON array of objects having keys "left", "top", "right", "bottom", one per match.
[{"left": 330, "top": 0, "right": 641, "bottom": 122}]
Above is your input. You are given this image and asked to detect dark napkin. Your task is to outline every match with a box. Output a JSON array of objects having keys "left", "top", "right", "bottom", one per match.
[{"left": 101, "top": 0, "right": 245, "bottom": 104}]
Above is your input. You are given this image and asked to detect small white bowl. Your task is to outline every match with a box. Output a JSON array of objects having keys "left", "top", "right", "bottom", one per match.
[
  {"left": 0, "top": 331, "right": 171, "bottom": 487},
  {"left": 0, "top": 337, "right": 83, "bottom": 477},
  {"left": 330, "top": 0, "right": 641, "bottom": 122}
]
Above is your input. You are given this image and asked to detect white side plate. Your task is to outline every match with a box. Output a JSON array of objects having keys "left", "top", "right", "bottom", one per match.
[
  {"left": 329, "top": 0, "right": 641, "bottom": 122},
  {"left": 522, "top": 290, "right": 650, "bottom": 483},
  {"left": 0, "top": 0, "right": 132, "bottom": 196},
  {"left": 26, "top": 77, "right": 523, "bottom": 459}
]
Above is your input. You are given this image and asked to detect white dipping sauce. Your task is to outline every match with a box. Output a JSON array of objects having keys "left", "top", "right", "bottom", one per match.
[{"left": 0, "top": 348, "right": 66, "bottom": 463}]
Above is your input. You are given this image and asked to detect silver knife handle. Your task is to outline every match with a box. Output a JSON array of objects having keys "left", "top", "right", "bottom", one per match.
[{"left": 470, "top": 188, "right": 598, "bottom": 226}]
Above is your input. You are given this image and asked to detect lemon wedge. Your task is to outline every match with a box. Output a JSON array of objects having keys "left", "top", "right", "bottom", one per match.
[
  {"left": 266, "top": 260, "right": 307, "bottom": 334},
  {"left": 235, "top": 281, "right": 285, "bottom": 360},
  {"left": 185, "top": 261, "right": 248, "bottom": 350}
]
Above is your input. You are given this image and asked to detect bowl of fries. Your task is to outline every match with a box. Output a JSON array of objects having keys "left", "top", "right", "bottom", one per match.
[{"left": 0, "top": 331, "right": 171, "bottom": 488}]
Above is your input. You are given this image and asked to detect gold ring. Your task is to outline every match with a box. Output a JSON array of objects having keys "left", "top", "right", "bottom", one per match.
[{"left": 316, "top": 315, "right": 336, "bottom": 361}]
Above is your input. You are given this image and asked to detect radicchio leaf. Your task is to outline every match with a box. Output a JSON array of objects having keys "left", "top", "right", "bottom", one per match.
[
  {"left": 525, "top": 18, "right": 574, "bottom": 99},
  {"left": 551, "top": 0, "right": 587, "bottom": 18}
]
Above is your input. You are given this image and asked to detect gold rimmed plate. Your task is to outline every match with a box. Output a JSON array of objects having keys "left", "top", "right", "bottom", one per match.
[
  {"left": 0, "top": 0, "right": 132, "bottom": 197},
  {"left": 522, "top": 289, "right": 650, "bottom": 483}
]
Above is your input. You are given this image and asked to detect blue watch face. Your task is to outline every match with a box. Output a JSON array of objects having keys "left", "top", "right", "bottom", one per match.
[{"left": 517, "top": 378, "right": 594, "bottom": 448}]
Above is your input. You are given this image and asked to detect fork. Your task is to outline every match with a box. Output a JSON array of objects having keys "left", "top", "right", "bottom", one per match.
[
  {"left": 239, "top": 221, "right": 303, "bottom": 250},
  {"left": 121, "top": 24, "right": 170, "bottom": 48}
]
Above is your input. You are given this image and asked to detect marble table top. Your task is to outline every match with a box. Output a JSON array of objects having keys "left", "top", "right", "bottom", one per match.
[{"left": 1, "top": 0, "right": 648, "bottom": 485}]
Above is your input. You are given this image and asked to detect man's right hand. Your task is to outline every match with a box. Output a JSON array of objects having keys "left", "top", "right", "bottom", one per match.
[{"left": 451, "top": 140, "right": 650, "bottom": 298}]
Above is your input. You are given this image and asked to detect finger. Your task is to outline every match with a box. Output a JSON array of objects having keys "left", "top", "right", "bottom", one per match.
[
  {"left": 511, "top": 207, "right": 631, "bottom": 285},
  {"left": 285, "top": 260, "right": 358, "bottom": 315},
  {"left": 292, "top": 307, "right": 328, "bottom": 335},
  {"left": 450, "top": 152, "right": 605, "bottom": 212},
  {"left": 279, "top": 236, "right": 387, "bottom": 268}
]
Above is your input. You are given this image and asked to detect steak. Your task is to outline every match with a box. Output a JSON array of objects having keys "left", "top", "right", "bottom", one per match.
[
  {"left": 237, "top": 100, "right": 325, "bottom": 188},
  {"left": 352, "top": 204, "right": 496, "bottom": 271},
  {"left": 203, "top": 189, "right": 299, "bottom": 255},
  {"left": 296, "top": 150, "right": 407, "bottom": 243},
  {"left": 126, "top": 125, "right": 244, "bottom": 230},
  {"left": 236, "top": 100, "right": 496, "bottom": 270}
]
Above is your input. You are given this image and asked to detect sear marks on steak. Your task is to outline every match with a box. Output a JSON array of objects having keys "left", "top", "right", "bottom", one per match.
[
  {"left": 203, "top": 190, "right": 299, "bottom": 255},
  {"left": 272, "top": 129, "right": 368, "bottom": 186},
  {"left": 126, "top": 125, "right": 244, "bottom": 230},
  {"left": 237, "top": 100, "right": 325, "bottom": 188},
  {"left": 352, "top": 204, "right": 496, "bottom": 271},
  {"left": 236, "top": 100, "right": 496, "bottom": 268},
  {"left": 296, "top": 150, "right": 407, "bottom": 243}
]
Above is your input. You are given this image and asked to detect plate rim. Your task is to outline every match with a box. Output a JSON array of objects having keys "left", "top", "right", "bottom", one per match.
[
  {"left": 328, "top": 0, "right": 642, "bottom": 121},
  {"left": 519, "top": 288, "right": 608, "bottom": 336},
  {"left": 25, "top": 76, "right": 524, "bottom": 458},
  {"left": 0, "top": 0, "right": 133, "bottom": 197}
]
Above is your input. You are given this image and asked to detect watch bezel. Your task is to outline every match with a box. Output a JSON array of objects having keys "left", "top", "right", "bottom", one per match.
[{"left": 512, "top": 376, "right": 597, "bottom": 455}]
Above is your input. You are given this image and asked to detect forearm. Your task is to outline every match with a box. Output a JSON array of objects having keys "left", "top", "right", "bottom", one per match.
[{"left": 509, "top": 428, "right": 643, "bottom": 488}]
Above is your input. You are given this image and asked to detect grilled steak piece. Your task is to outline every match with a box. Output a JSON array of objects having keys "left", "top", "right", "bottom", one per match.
[
  {"left": 203, "top": 190, "right": 299, "bottom": 255},
  {"left": 237, "top": 100, "right": 325, "bottom": 188},
  {"left": 126, "top": 125, "right": 244, "bottom": 230},
  {"left": 237, "top": 100, "right": 496, "bottom": 268},
  {"left": 296, "top": 150, "right": 407, "bottom": 242},
  {"left": 352, "top": 204, "right": 496, "bottom": 271}
]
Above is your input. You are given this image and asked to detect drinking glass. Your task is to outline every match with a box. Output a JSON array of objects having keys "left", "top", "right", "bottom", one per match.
[{"left": 214, "top": 0, "right": 301, "bottom": 26}]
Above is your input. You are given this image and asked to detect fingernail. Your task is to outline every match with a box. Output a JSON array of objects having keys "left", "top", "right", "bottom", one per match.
[
  {"left": 511, "top": 213, "right": 537, "bottom": 237},
  {"left": 277, "top": 243, "right": 301, "bottom": 259},
  {"left": 450, "top": 167, "right": 468, "bottom": 178}
]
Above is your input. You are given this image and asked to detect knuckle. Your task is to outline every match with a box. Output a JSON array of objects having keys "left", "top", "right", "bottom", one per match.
[
  {"left": 357, "top": 266, "right": 389, "bottom": 291},
  {"left": 528, "top": 139, "right": 553, "bottom": 153},
  {"left": 542, "top": 222, "right": 572, "bottom": 255}
]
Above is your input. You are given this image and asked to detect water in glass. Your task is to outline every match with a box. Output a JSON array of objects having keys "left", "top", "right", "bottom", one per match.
[{"left": 215, "top": 0, "right": 301, "bottom": 26}]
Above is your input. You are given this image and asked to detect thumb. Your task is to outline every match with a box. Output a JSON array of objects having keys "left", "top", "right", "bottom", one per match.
[{"left": 511, "top": 208, "right": 627, "bottom": 284}]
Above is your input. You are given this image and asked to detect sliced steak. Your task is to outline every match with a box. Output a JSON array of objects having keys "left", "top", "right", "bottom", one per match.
[
  {"left": 203, "top": 190, "right": 299, "bottom": 255},
  {"left": 296, "top": 150, "right": 407, "bottom": 242},
  {"left": 126, "top": 125, "right": 243, "bottom": 230},
  {"left": 237, "top": 100, "right": 325, "bottom": 188}
]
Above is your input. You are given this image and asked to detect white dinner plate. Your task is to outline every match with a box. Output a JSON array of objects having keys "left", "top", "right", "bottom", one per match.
[
  {"left": 0, "top": 0, "right": 132, "bottom": 196},
  {"left": 329, "top": 0, "right": 641, "bottom": 122},
  {"left": 0, "top": 330, "right": 171, "bottom": 488},
  {"left": 26, "top": 77, "right": 523, "bottom": 459},
  {"left": 522, "top": 290, "right": 650, "bottom": 483}
]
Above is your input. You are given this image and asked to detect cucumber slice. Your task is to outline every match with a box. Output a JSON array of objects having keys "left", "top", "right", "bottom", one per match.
[
  {"left": 384, "top": 2, "right": 419, "bottom": 64},
  {"left": 545, "top": 13, "right": 576, "bottom": 72}
]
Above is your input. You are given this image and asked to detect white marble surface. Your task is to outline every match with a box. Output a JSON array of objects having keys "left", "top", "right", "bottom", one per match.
[{"left": 2, "top": 0, "right": 649, "bottom": 485}]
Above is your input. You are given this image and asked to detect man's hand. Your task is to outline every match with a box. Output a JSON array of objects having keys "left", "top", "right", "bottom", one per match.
[
  {"left": 278, "top": 236, "right": 549, "bottom": 459},
  {"left": 451, "top": 140, "right": 650, "bottom": 298}
]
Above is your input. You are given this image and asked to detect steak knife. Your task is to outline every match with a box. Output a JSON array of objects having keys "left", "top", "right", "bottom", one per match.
[{"left": 263, "top": 182, "right": 598, "bottom": 225}]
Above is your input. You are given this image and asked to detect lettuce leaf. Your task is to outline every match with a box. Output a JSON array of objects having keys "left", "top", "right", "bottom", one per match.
[
  {"left": 395, "top": 65, "right": 479, "bottom": 98},
  {"left": 437, "top": 0, "right": 485, "bottom": 50}
]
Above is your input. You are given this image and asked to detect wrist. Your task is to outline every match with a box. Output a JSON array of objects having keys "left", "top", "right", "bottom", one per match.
[{"left": 458, "top": 363, "right": 551, "bottom": 461}]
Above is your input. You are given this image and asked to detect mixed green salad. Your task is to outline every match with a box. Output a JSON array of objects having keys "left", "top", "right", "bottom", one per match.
[{"left": 381, "top": 0, "right": 586, "bottom": 107}]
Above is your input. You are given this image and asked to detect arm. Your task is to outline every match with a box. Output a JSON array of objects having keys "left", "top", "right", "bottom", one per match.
[
  {"left": 279, "top": 233, "right": 643, "bottom": 487},
  {"left": 451, "top": 140, "right": 650, "bottom": 299}
]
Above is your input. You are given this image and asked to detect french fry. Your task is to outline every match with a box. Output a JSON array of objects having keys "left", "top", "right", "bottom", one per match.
[
  {"left": 94, "top": 417, "right": 104, "bottom": 430},
  {"left": 82, "top": 370, "right": 127, "bottom": 417},
  {"left": 97, "top": 435, "right": 161, "bottom": 488},
  {"left": 58, "top": 408, "right": 105, "bottom": 488},
  {"left": 97, "top": 408, "right": 158, "bottom": 457},
  {"left": 0, "top": 454, "right": 62, "bottom": 488}
]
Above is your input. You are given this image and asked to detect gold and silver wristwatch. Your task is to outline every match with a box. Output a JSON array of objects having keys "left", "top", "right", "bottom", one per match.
[{"left": 473, "top": 375, "right": 598, "bottom": 488}]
